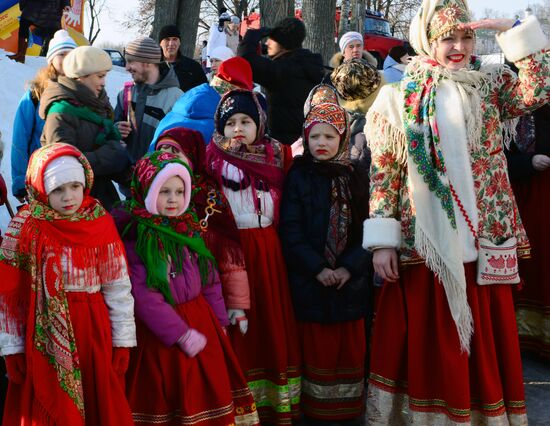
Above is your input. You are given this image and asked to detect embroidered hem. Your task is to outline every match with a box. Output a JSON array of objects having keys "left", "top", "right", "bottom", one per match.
[{"left": 366, "top": 376, "right": 527, "bottom": 425}]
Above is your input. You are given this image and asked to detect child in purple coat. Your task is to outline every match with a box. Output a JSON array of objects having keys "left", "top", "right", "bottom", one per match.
[{"left": 114, "top": 151, "right": 259, "bottom": 426}]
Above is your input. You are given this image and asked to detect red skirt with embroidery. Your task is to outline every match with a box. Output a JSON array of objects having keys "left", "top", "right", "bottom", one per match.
[
  {"left": 512, "top": 169, "right": 550, "bottom": 359},
  {"left": 3, "top": 292, "right": 134, "bottom": 426},
  {"left": 125, "top": 295, "right": 259, "bottom": 426},
  {"left": 228, "top": 226, "right": 302, "bottom": 425},
  {"left": 299, "top": 320, "right": 365, "bottom": 421},
  {"left": 367, "top": 262, "right": 527, "bottom": 424}
]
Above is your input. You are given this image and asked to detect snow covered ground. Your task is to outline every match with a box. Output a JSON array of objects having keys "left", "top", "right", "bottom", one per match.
[{"left": 0, "top": 50, "right": 130, "bottom": 229}]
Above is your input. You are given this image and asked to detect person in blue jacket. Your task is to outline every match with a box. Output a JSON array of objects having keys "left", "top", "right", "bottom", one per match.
[
  {"left": 149, "top": 56, "right": 254, "bottom": 150},
  {"left": 382, "top": 45, "right": 415, "bottom": 84},
  {"left": 11, "top": 29, "right": 76, "bottom": 201}
]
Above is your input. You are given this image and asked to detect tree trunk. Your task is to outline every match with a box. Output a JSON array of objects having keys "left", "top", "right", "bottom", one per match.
[
  {"left": 235, "top": 0, "right": 249, "bottom": 18},
  {"left": 259, "top": 0, "right": 294, "bottom": 28},
  {"left": 338, "top": 0, "right": 350, "bottom": 37},
  {"left": 176, "top": 0, "right": 202, "bottom": 57},
  {"left": 302, "top": 0, "right": 336, "bottom": 66},
  {"left": 151, "top": 0, "right": 179, "bottom": 40},
  {"left": 350, "top": 0, "right": 365, "bottom": 34}
]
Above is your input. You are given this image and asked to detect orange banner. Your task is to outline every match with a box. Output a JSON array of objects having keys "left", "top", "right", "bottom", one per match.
[{"left": 0, "top": 0, "right": 87, "bottom": 55}]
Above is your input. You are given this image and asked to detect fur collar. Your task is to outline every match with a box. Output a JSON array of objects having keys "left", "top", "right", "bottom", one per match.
[{"left": 329, "top": 51, "right": 378, "bottom": 69}]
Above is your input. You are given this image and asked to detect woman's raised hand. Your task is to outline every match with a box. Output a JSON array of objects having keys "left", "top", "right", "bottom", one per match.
[{"left": 458, "top": 19, "right": 516, "bottom": 33}]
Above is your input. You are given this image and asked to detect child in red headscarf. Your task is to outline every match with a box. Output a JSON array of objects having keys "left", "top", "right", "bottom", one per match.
[
  {"left": 206, "top": 89, "right": 301, "bottom": 424},
  {"left": 0, "top": 143, "right": 136, "bottom": 426}
]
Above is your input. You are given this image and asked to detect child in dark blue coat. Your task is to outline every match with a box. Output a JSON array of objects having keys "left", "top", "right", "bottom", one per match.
[{"left": 280, "top": 101, "right": 370, "bottom": 425}]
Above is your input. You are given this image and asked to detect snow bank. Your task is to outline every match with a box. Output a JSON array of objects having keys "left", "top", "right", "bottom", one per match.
[{"left": 0, "top": 50, "right": 130, "bottom": 229}]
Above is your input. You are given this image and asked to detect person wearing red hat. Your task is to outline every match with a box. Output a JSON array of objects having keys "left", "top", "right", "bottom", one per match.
[{"left": 149, "top": 56, "right": 255, "bottom": 150}]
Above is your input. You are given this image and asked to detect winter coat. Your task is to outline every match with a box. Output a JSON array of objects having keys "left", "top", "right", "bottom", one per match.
[
  {"left": 279, "top": 161, "right": 370, "bottom": 323},
  {"left": 114, "top": 66, "right": 183, "bottom": 163},
  {"left": 329, "top": 51, "right": 379, "bottom": 70},
  {"left": 165, "top": 54, "right": 208, "bottom": 92},
  {"left": 113, "top": 209, "right": 229, "bottom": 347},
  {"left": 149, "top": 82, "right": 220, "bottom": 149},
  {"left": 39, "top": 76, "right": 131, "bottom": 210},
  {"left": 383, "top": 55, "right": 406, "bottom": 83},
  {"left": 11, "top": 90, "right": 44, "bottom": 198},
  {"left": 20, "top": 0, "right": 70, "bottom": 29},
  {"left": 238, "top": 29, "right": 325, "bottom": 145}
]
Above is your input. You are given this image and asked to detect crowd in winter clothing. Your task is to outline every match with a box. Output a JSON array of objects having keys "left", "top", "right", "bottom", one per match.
[{"left": 0, "top": 0, "right": 549, "bottom": 425}]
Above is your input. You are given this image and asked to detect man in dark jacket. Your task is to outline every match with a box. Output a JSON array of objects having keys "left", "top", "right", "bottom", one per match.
[
  {"left": 158, "top": 25, "right": 208, "bottom": 92},
  {"left": 9, "top": 0, "right": 71, "bottom": 62},
  {"left": 238, "top": 18, "right": 325, "bottom": 145},
  {"left": 115, "top": 37, "right": 183, "bottom": 164}
]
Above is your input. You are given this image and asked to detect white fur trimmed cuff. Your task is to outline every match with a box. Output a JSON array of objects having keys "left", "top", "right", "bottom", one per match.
[
  {"left": 363, "top": 218, "right": 401, "bottom": 251},
  {"left": 496, "top": 16, "right": 548, "bottom": 63}
]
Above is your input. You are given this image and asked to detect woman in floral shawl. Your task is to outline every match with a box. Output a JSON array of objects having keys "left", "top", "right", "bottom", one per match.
[
  {"left": 0, "top": 143, "right": 136, "bottom": 426},
  {"left": 113, "top": 151, "right": 259, "bottom": 426},
  {"left": 362, "top": 0, "right": 550, "bottom": 424}
]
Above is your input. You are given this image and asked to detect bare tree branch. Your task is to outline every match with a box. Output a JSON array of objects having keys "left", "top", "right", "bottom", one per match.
[{"left": 86, "top": 0, "right": 107, "bottom": 44}]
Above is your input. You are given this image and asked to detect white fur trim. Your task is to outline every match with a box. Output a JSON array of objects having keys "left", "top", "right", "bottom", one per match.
[
  {"left": 363, "top": 218, "right": 401, "bottom": 251},
  {"left": 496, "top": 16, "right": 549, "bottom": 63}
]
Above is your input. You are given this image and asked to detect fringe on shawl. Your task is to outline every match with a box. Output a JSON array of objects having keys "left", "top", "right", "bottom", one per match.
[
  {"left": 0, "top": 221, "right": 127, "bottom": 337},
  {"left": 365, "top": 111, "right": 408, "bottom": 165},
  {"left": 415, "top": 227, "right": 473, "bottom": 354},
  {"left": 481, "top": 63, "right": 520, "bottom": 149}
]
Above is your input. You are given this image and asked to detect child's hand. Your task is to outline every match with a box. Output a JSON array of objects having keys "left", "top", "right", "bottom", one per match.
[
  {"left": 177, "top": 329, "right": 207, "bottom": 357},
  {"left": 227, "top": 309, "right": 248, "bottom": 335},
  {"left": 112, "top": 347, "right": 130, "bottom": 374},
  {"left": 333, "top": 267, "right": 351, "bottom": 289},
  {"left": 5, "top": 353, "right": 26, "bottom": 384},
  {"left": 316, "top": 268, "right": 337, "bottom": 286}
]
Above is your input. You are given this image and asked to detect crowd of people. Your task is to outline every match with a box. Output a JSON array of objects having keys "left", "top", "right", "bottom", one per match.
[{"left": 0, "top": 0, "right": 548, "bottom": 424}]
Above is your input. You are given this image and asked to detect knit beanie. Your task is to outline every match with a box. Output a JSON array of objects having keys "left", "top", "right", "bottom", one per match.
[
  {"left": 338, "top": 31, "right": 363, "bottom": 53},
  {"left": 216, "top": 90, "right": 267, "bottom": 133},
  {"left": 209, "top": 45, "right": 235, "bottom": 62},
  {"left": 144, "top": 162, "right": 192, "bottom": 216},
  {"left": 43, "top": 155, "right": 86, "bottom": 195},
  {"left": 46, "top": 30, "right": 77, "bottom": 64},
  {"left": 159, "top": 25, "right": 181, "bottom": 42},
  {"left": 230, "top": 16, "right": 240, "bottom": 24},
  {"left": 268, "top": 18, "right": 306, "bottom": 50},
  {"left": 63, "top": 46, "right": 112, "bottom": 78},
  {"left": 125, "top": 37, "right": 162, "bottom": 63},
  {"left": 216, "top": 56, "right": 253, "bottom": 90},
  {"left": 331, "top": 59, "right": 381, "bottom": 101}
]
